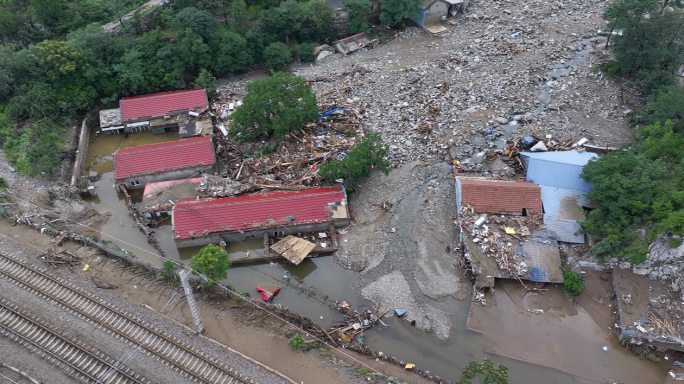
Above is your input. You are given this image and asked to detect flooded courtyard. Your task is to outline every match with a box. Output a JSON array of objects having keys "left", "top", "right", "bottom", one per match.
[{"left": 81, "top": 129, "right": 670, "bottom": 383}]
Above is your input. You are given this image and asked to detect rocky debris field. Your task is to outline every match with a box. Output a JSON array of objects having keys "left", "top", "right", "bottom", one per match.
[{"left": 220, "top": 0, "right": 637, "bottom": 176}]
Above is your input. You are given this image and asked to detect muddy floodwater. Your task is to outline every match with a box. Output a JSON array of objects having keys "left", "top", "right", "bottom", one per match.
[{"left": 83, "top": 129, "right": 668, "bottom": 383}]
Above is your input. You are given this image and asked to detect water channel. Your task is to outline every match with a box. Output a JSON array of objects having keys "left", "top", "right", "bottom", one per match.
[{"left": 83, "top": 129, "right": 650, "bottom": 383}]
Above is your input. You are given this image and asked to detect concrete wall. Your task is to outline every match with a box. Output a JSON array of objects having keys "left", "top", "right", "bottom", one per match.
[
  {"left": 174, "top": 219, "right": 350, "bottom": 248},
  {"left": 116, "top": 165, "right": 211, "bottom": 190},
  {"left": 70, "top": 118, "right": 90, "bottom": 187},
  {"left": 424, "top": 0, "right": 448, "bottom": 25}
]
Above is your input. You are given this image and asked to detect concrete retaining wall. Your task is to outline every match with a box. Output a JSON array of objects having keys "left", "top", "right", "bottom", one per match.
[{"left": 70, "top": 118, "right": 90, "bottom": 187}]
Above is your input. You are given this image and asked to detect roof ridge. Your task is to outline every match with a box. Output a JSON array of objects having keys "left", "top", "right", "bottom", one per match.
[
  {"left": 115, "top": 137, "right": 210, "bottom": 156},
  {"left": 176, "top": 190, "right": 343, "bottom": 209}
]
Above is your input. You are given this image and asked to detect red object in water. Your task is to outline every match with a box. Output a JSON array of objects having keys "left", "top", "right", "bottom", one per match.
[{"left": 256, "top": 286, "right": 281, "bottom": 301}]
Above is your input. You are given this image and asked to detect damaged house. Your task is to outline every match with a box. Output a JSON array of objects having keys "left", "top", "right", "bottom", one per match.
[
  {"left": 409, "top": 0, "right": 469, "bottom": 28},
  {"left": 520, "top": 150, "right": 598, "bottom": 244},
  {"left": 455, "top": 177, "right": 564, "bottom": 286},
  {"left": 113, "top": 136, "right": 215, "bottom": 190},
  {"left": 99, "top": 89, "right": 210, "bottom": 135},
  {"left": 172, "top": 186, "right": 349, "bottom": 248}
]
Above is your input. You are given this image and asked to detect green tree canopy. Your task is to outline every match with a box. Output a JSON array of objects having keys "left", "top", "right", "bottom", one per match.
[
  {"left": 258, "top": 0, "right": 332, "bottom": 43},
  {"left": 344, "top": 0, "right": 371, "bottom": 34},
  {"left": 378, "top": 0, "right": 421, "bottom": 26},
  {"left": 189, "top": 244, "right": 232, "bottom": 285},
  {"left": 195, "top": 68, "right": 216, "bottom": 101},
  {"left": 0, "top": 4, "right": 17, "bottom": 37},
  {"left": 210, "top": 26, "right": 254, "bottom": 74},
  {"left": 170, "top": 7, "right": 217, "bottom": 41},
  {"left": 263, "top": 42, "right": 292, "bottom": 71},
  {"left": 318, "top": 132, "right": 390, "bottom": 183},
  {"left": 231, "top": 72, "right": 318, "bottom": 142},
  {"left": 580, "top": 120, "right": 684, "bottom": 263}
]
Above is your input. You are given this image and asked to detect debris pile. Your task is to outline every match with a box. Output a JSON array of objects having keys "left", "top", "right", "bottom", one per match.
[
  {"left": 317, "top": 301, "right": 389, "bottom": 344},
  {"left": 211, "top": 103, "right": 362, "bottom": 190},
  {"left": 459, "top": 204, "right": 544, "bottom": 283}
]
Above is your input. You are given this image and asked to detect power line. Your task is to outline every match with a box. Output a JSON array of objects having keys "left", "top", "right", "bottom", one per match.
[{"left": 0, "top": 190, "right": 401, "bottom": 383}]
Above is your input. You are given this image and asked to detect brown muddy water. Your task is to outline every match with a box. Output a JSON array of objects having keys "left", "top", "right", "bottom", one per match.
[{"left": 83, "top": 130, "right": 662, "bottom": 384}]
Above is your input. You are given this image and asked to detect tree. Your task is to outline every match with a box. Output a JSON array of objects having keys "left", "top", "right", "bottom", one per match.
[
  {"left": 297, "top": 42, "right": 315, "bottom": 62},
  {"left": 230, "top": 0, "right": 248, "bottom": 32},
  {"left": 174, "top": 28, "right": 211, "bottom": 79},
  {"left": 258, "top": 0, "right": 332, "bottom": 43},
  {"left": 457, "top": 359, "right": 509, "bottom": 384},
  {"left": 195, "top": 68, "right": 216, "bottom": 101},
  {"left": 189, "top": 244, "right": 232, "bottom": 285},
  {"left": 580, "top": 120, "right": 684, "bottom": 263},
  {"left": 29, "top": 0, "right": 64, "bottom": 28},
  {"left": 264, "top": 42, "right": 292, "bottom": 71},
  {"left": 210, "top": 26, "right": 253, "bottom": 74},
  {"left": 378, "top": 0, "right": 421, "bottom": 26},
  {"left": 318, "top": 132, "right": 390, "bottom": 183},
  {"left": 0, "top": 4, "right": 17, "bottom": 37},
  {"left": 344, "top": 0, "right": 371, "bottom": 34},
  {"left": 170, "top": 7, "right": 217, "bottom": 41},
  {"left": 633, "top": 85, "right": 684, "bottom": 131},
  {"left": 563, "top": 270, "right": 584, "bottom": 299},
  {"left": 231, "top": 72, "right": 318, "bottom": 142}
]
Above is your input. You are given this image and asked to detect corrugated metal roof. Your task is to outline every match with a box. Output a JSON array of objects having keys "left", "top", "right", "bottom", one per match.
[
  {"left": 113, "top": 137, "right": 214, "bottom": 180},
  {"left": 456, "top": 177, "right": 542, "bottom": 215},
  {"left": 540, "top": 186, "right": 589, "bottom": 243},
  {"left": 120, "top": 89, "right": 208, "bottom": 122},
  {"left": 521, "top": 151, "right": 597, "bottom": 192},
  {"left": 172, "top": 186, "right": 347, "bottom": 239}
]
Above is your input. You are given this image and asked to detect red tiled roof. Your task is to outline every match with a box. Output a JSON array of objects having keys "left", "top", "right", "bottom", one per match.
[
  {"left": 172, "top": 186, "right": 347, "bottom": 239},
  {"left": 114, "top": 137, "right": 214, "bottom": 180},
  {"left": 120, "top": 89, "right": 208, "bottom": 121},
  {"left": 458, "top": 178, "right": 541, "bottom": 215}
]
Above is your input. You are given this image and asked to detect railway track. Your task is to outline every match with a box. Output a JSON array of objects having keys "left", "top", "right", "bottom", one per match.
[
  {"left": 0, "top": 299, "right": 149, "bottom": 384},
  {"left": 0, "top": 252, "right": 253, "bottom": 384}
]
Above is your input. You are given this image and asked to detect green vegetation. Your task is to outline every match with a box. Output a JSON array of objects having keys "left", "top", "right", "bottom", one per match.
[
  {"left": 344, "top": 0, "right": 372, "bottom": 34},
  {"left": 578, "top": 0, "right": 684, "bottom": 262},
  {"left": 630, "top": 345, "right": 660, "bottom": 362},
  {"left": 671, "top": 238, "right": 682, "bottom": 248},
  {"left": 297, "top": 42, "right": 315, "bottom": 63},
  {"left": 457, "top": 359, "right": 509, "bottom": 384},
  {"left": 231, "top": 72, "right": 318, "bottom": 143},
  {"left": 378, "top": 0, "right": 422, "bottom": 26},
  {"left": 287, "top": 333, "right": 309, "bottom": 352},
  {"left": 162, "top": 260, "right": 178, "bottom": 279},
  {"left": 264, "top": 42, "right": 292, "bottom": 71},
  {"left": 580, "top": 121, "right": 684, "bottom": 263},
  {"left": 601, "top": 0, "right": 684, "bottom": 128},
  {"left": 318, "top": 132, "right": 391, "bottom": 183},
  {"left": 189, "top": 244, "right": 232, "bottom": 286},
  {"left": 562, "top": 270, "right": 585, "bottom": 299},
  {"left": 0, "top": 177, "right": 7, "bottom": 190}
]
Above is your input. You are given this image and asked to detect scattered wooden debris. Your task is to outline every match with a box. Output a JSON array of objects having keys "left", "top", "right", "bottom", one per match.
[{"left": 270, "top": 236, "right": 316, "bottom": 265}]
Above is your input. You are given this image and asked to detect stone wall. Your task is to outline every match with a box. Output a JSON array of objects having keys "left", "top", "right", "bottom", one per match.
[{"left": 70, "top": 118, "right": 90, "bottom": 188}]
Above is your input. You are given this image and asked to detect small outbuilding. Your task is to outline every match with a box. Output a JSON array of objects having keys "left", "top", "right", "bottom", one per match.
[
  {"left": 113, "top": 137, "right": 215, "bottom": 190},
  {"left": 172, "top": 186, "right": 350, "bottom": 248}
]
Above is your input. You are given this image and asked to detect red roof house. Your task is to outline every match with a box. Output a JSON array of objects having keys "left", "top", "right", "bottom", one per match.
[
  {"left": 172, "top": 186, "right": 349, "bottom": 244},
  {"left": 113, "top": 137, "right": 215, "bottom": 181},
  {"left": 456, "top": 178, "right": 542, "bottom": 216},
  {"left": 120, "top": 89, "right": 208, "bottom": 122}
]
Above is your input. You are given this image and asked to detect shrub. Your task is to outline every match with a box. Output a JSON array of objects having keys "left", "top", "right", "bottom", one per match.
[
  {"left": 264, "top": 42, "right": 292, "bottom": 71},
  {"left": 318, "top": 132, "right": 390, "bottom": 183},
  {"left": 563, "top": 270, "right": 584, "bottom": 299},
  {"left": 288, "top": 333, "right": 309, "bottom": 352},
  {"left": 297, "top": 42, "right": 315, "bottom": 63},
  {"left": 671, "top": 238, "right": 682, "bottom": 248},
  {"left": 0, "top": 177, "right": 7, "bottom": 190},
  {"left": 162, "top": 260, "right": 178, "bottom": 279}
]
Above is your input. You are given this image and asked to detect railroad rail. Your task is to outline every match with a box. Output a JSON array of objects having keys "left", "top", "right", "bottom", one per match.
[
  {"left": 0, "top": 299, "right": 149, "bottom": 384},
  {"left": 0, "top": 252, "right": 252, "bottom": 384}
]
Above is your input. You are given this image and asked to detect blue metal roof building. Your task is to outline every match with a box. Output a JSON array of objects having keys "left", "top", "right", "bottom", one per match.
[
  {"left": 520, "top": 151, "right": 598, "bottom": 243},
  {"left": 520, "top": 151, "right": 598, "bottom": 192}
]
